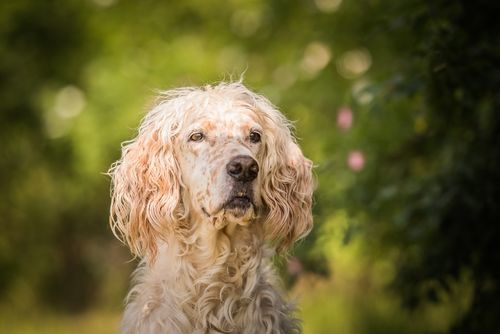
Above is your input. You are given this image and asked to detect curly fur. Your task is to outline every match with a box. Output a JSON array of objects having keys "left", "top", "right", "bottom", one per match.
[{"left": 109, "top": 82, "right": 314, "bottom": 333}]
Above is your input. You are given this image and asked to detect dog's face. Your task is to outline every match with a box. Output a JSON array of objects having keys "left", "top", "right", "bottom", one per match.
[
  {"left": 109, "top": 83, "right": 314, "bottom": 260},
  {"left": 175, "top": 105, "right": 264, "bottom": 228}
]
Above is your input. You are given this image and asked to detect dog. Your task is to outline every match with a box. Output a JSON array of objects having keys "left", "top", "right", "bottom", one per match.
[{"left": 108, "top": 82, "right": 314, "bottom": 333}]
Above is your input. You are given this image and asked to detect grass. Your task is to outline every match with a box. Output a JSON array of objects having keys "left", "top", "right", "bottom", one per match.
[{"left": 0, "top": 310, "right": 120, "bottom": 334}]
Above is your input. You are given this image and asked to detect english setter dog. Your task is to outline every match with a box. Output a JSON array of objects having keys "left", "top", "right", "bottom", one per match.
[{"left": 109, "top": 82, "right": 314, "bottom": 333}]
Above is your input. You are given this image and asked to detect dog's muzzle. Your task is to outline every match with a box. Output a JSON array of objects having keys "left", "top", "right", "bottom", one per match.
[{"left": 224, "top": 155, "right": 258, "bottom": 211}]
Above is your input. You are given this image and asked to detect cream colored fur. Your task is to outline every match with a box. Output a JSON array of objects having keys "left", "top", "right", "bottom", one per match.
[{"left": 109, "top": 82, "right": 314, "bottom": 333}]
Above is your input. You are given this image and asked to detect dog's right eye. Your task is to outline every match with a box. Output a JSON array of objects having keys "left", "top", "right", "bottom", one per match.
[{"left": 189, "top": 132, "right": 204, "bottom": 142}]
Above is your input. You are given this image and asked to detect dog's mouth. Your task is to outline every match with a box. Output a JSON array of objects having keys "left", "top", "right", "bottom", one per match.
[
  {"left": 201, "top": 187, "right": 258, "bottom": 229},
  {"left": 221, "top": 184, "right": 256, "bottom": 216},
  {"left": 201, "top": 186, "right": 257, "bottom": 223},
  {"left": 225, "top": 195, "right": 253, "bottom": 210},
  {"left": 222, "top": 193, "right": 255, "bottom": 220},
  {"left": 202, "top": 195, "right": 254, "bottom": 217}
]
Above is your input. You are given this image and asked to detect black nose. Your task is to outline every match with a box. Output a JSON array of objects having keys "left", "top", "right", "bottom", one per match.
[{"left": 226, "top": 155, "right": 259, "bottom": 182}]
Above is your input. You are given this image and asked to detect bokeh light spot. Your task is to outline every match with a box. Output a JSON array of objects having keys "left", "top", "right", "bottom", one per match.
[
  {"left": 300, "top": 41, "right": 331, "bottom": 78},
  {"left": 314, "top": 0, "right": 343, "bottom": 13},
  {"left": 54, "top": 85, "right": 86, "bottom": 119},
  {"left": 44, "top": 85, "right": 86, "bottom": 139},
  {"left": 337, "top": 48, "right": 372, "bottom": 79}
]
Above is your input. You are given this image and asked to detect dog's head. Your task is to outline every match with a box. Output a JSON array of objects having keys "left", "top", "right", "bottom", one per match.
[{"left": 109, "top": 83, "right": 313, "bottom": 260}]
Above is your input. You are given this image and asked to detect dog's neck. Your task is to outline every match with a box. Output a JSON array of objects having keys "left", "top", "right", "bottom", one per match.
[
  {"left": 151, "top": 213, "right": 270, "bottom": 278},
  {"left": 144, "top": 215, "right": 272, "bottom": 318}
]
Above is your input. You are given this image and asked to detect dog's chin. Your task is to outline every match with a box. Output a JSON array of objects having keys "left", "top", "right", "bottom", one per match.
[
  {"left": 205, "top": 196, "right": 256, "bottom": 230},
  {"left": 203, "top": 195, "right": 258, "bottom": 230},
  {"left": 224, "top": 203, "right": 256, "bottom": 228}
]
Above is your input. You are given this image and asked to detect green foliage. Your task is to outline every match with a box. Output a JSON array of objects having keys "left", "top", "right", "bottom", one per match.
[
  {"left": 336, "top": 1, "right": 500, "bottom": 332},
  {"left": 1, "top": 0, "right": 498, "bottom": 332}
]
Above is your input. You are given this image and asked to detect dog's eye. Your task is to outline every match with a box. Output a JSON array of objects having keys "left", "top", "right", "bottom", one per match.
[
  {"left": 189, "top": 132, "right": 204, "bottom": 142},
  {"left": 249, "top": 131, "right": 261, "bottom": 143}
]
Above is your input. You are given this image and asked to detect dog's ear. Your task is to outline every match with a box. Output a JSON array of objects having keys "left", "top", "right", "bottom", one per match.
[
  {"left": 257, "top": 102, "right": 314, "bottom": 253},
  {"left": 108, "top": 102, "right": 182, "bottom": 261}
]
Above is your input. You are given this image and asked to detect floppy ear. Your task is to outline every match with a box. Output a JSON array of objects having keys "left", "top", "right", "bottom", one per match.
[
  {"left": 258, "top": 105, "right": 314, "bottom": 253},
  {"left": 108, "top": 104, "right": 182, "bottom": 261}
]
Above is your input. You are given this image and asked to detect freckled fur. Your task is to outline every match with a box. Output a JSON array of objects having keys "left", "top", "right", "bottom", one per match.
[{"left": 108, "top": 82, "right": 314, "bottom": 333}]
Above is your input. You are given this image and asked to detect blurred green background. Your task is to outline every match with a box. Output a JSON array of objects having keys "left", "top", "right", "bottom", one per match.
[{"left": 1, "top": 0, "right": 499, "bottom": 333}]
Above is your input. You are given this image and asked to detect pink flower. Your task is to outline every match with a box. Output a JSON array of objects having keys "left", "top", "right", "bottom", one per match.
[
  {"left": 348, "top": 150, "right": 365, "bottom": 172},
  {"left": 337, "top": 106, "right": 353, "bottom": 130}
]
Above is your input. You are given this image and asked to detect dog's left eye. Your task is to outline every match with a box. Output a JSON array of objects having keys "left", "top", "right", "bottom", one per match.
[
  {"left": 189, "top": 132, "right": 204, "bottom": 142},
  {"left": 249, "top": 131, "right": 261, "bottom": 143}
]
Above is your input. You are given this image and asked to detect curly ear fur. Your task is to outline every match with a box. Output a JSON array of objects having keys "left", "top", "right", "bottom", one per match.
[
  {"left": 253, "top": 96, "right": 314, "bottom": 253},
  {"left": 108, "top": 99, "right": 183, "bottom": 261}
]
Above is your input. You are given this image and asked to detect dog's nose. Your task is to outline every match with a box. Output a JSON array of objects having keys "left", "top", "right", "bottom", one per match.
[{"left": 226, "top": 155, "right": 259, "bottom": 182}]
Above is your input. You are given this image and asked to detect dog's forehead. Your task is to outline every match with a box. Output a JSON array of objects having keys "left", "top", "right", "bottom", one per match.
[{"left": 189, "top": 104, "right": 260, "bottom": 131}]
